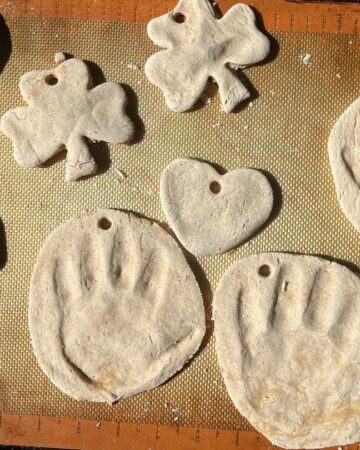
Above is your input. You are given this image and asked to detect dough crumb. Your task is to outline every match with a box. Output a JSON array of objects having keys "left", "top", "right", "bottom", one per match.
[
  {"left": 127, "top": 63, "right": 139, "bottom": 70},
  {"left": 54, "top": 52, "right": 66, "bottom": 64},
  {"left": 299, "top": 53, "right": 313, "bottom": 65},
  {"left": 336, "top": 73, "right": 341, "bottom": 79},
  {"left": 114, "top": 167, "right": 127, "bottom": 180},
  {"left": 201, "top": 93, "right": 212, "bottom": 105}
]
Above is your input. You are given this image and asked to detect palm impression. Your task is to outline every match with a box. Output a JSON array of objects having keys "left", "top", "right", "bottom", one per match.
[
  {"left": 29, "top": 209, "right": 205, "bottom": 402},
  {"left": 214, "top": 253, "right": 360, "bottom": 449}
]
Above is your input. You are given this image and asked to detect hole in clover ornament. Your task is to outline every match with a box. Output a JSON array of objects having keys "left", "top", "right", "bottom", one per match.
[
  {"left": 173, "top": 12, "right": 186, "bottom": 23},
  {"left": 45, "top": 74, "right": 58, "bottom": 85}
]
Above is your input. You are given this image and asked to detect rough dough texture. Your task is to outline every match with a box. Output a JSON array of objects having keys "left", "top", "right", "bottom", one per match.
[
  {"left": 145, "top": 0, "right": 270, "bottom": 113},
  {"left": 1, "top": 54, "right": 134, "bottom": 181},
  {"left": 328, "top": 96, "right": 360, "bottom": 230},
  {"left": 160, "top": 159, "right": 273, "bottom": 256},
  {"left": 29, "top": 209, "right": 205, "bottom": 403},
  {"left": 214, "top": 253, "right": 360, "bottom": 449}
]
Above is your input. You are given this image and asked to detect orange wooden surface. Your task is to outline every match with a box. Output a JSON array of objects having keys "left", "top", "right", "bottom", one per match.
[{"left": 0, "top": 0, "right": 359, "bottom": 34}]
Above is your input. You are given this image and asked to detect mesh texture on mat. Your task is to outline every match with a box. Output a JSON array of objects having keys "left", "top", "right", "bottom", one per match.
[{"left": 0, "top": 16, "right": 359, "bottom": 430}]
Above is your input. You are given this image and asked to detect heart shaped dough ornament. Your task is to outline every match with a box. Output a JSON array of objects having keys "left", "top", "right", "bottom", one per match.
[
  {"left": 160, "top": 159, "right": 274, "bottom": 256},
  {"left": 328, "top": 96, "right": 360, "bottom": 230}
]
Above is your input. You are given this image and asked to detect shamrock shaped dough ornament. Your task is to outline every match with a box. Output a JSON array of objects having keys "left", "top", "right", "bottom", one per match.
[
  {"left": 145, "top": 0, "right": 270, "bottom": 113},
  {"left": 1, "top": 54, "right": 134, "bottom": 181}
]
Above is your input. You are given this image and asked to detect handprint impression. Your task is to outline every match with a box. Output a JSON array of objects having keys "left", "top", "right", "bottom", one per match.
[
  {"left": 145, "top": 0, "right": 270, "bottom": 113},
  {"left": 29, "top": 210, "right": 205, "bottom": 403},
  {"left": 1, "top": 54, "right": 134, "bottom": 181},
  {"left": 215, "top": 253, "right": 360, "bottom": 449}
]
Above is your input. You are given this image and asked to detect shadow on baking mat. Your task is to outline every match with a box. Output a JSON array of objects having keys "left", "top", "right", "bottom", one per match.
[
  {"left": 186, "top": 3, "right": 279, "bottom": 114},
  {"left": 0, "top": 218, "right": 7, "bottom": 270},
  {"left": 230, "top": 168, "right": 283, "bottom": 248},
  {"left": 121, "top": 83, "right": 145, "bottom": 145},
  {"left": 259, "top": 168, "right": 283, "bottom": 225},
  {"left": 252, "top": 7, "right": 279, "bottom": 65},
  {"left": 84, "top": 60, "right": 145, "bottom": 145},
  {"left": 315, "top": 254, "right": 360, "bottom": 277},
  {"left": 0, "top": 14, "right": 11, "bottom": 74},
  {"left": 231, "top": 10, "right": 279, "bottom": 114},
  {"left": 158, "top": 220, "right": 213, "bottom": 355},
  {"left": 40, "top": 140, "right": 111, "bottom": 179},
  {"left": 191, "top": 71, "right": 259, "bottom": 114}
]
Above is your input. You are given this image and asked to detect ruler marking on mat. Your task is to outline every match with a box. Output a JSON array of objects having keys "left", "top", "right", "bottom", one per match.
[
  {"left": 1, "top": 0, "right": 360, "bottom": 34},
  {"left": 0, "top": 413, "right": 356, "bottom": 450}
]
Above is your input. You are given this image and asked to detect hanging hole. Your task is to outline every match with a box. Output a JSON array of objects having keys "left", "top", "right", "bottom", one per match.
[
  {"left": 98, "top": 217, "right": 112, "bottom": 230},
  {"left": 210, "top": 181, "right": 221, "bottom": 194},
  {"left": 45, "top": 74, "right": 58, "bottom": 85},
  {"left": 258, "top": 265, "right": 271, "bottom": 277},
  {"left": 173, "top": 12, "right": 186, "bottom": 23}
]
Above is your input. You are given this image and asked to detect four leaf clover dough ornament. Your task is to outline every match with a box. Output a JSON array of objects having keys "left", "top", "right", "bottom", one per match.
[
  {"left": 29, "top": 209, "right": 205, "bottom": 402},
  {"left": 145, "top": 0, "right": 270, "bottom": 113},
  {"left": 328, "top": 96, "right": 360, "bottom": 230},
  {"left": 1, "top": 54, "right": 134, "bottom": 181},
  {"left": 214, "top": 253, "right": 360, "bottom": 449},
  {"left": 160, "top": 159, "right": 274, "bottom": 256}
]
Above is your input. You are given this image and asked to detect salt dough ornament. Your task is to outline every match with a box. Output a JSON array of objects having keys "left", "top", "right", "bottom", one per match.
[
  {"left": 29, "top": 209, "right": 205, "bottom": 402},
  {"left": 328, "top": 96, "right": 360, "bottom": 230},
  {"left": 214, "top": 253, "right": 360, "bottom": 449},
  {"left": 160, "top": 159, "right": 273, "bottom": 256},
  {"left": 1, "top": 54, "right": 134, "bottom": 181},
  {"left": 145, "top": 0, "right": 270, "bottom": 113}
]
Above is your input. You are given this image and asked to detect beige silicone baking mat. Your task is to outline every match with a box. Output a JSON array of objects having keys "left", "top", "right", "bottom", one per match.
[{"left": 0, "top": 16, "right": 359, "bottom": 430}]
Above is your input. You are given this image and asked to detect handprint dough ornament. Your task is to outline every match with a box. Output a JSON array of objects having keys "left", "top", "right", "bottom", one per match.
[
  {"left": 29, "top": 209, "right": 205, "bottom": 402},
  {"left": 1, "top": 54, "right": 134, "bottom": 181},
  {"left": 328, "top": 97, "right": 360, "bottom": 230},
  {"left": 214, "top": 253, "right": 360, "bottom": 449},
  {"left": 160, "top": 159, "right": 273, "bottom": 256},
  {"left": 145, "top": 0, "right": 270, "bottom": 113}
]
